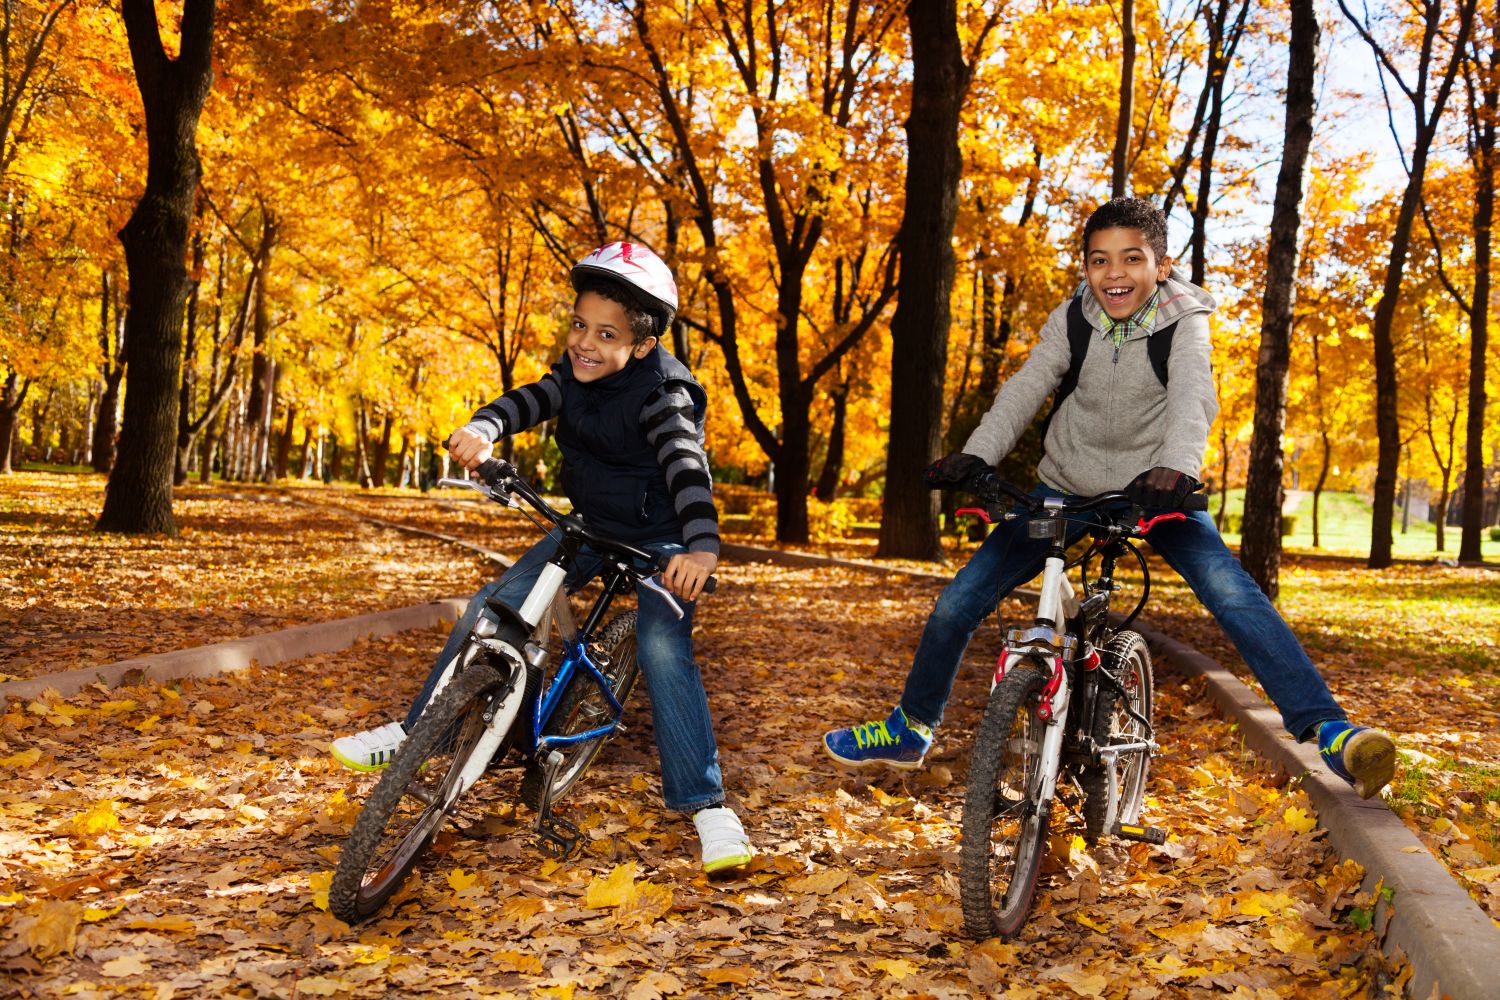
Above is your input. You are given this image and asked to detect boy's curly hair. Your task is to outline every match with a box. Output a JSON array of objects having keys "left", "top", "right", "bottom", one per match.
[
  {"left": 1082, "top": 197, "right": 1169, "bottom": 261},
  {"left": 573, "top": 273, "right": 658, "bottom": 343}
]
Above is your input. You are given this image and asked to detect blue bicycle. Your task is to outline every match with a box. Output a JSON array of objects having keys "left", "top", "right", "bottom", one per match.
[{"left": 329, "top": 459, "right": 707, "bottom": 923}]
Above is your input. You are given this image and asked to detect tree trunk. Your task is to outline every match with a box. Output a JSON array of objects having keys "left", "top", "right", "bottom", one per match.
[
  {"left": 815, "top": 381, "right": 850, "bottom": 500},
  {"left": 371, "top": 413, "right": 393, "bottom": 489},
  {"left": 1111, "top": 0, "right": 1137, "bottom": 198},
  {"left": 0, "top": 371, "right": 27, "bottom": 474},
  {"left": 274, "top": 404, "right": 296, "bottom": 480},
  {"left": 174, "top": 227, "right": 204, "bottom": 485},
  {"left": 98, "top": 0, "right": 217, "bottom": 535},
  {"left": 1241, "top": 0, "right": 1318, "bottom": 599},
  {"left": 92, "top": 271, "right": 125, "bottom": 474},
  {"left": 245, "top": 213, "right": 276, "bottom": 481},
  {"left": 1460, "top": 12, "right": 1496, "bottom": 562},
  {"left": 878, "top": 0, "right": 969, "bottom": 560}
]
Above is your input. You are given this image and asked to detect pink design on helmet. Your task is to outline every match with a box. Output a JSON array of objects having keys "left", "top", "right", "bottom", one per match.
[{"left": 571, "top": 240, "right": 679, "bottom": 320}]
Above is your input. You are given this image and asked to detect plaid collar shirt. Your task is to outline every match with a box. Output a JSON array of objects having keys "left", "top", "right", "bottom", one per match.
[{"left": 1101, "top": 288, "right": 1161, "bottom": 348}]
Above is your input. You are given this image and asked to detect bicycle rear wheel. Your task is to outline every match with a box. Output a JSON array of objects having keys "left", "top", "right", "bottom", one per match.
[
  {"left": 520, "top": 611, "right": 639, "bottom": 810},
  {"left": 330, "top": 658, "right": 523, "bottom": 924},
  {"left": 960, "top": 661, "right": 1051, "bottom": 941},
  {"left": 1081, "top": 630, "right": 1155, "bottom": 842}
]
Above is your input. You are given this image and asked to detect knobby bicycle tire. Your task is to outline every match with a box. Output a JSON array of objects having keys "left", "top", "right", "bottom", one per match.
[
  {"left": 1080, "top": 630, "right": 1154, "bottom": 843},
  {"left": 960, "top": 661, "right": 1051, "bottom": 941},
  {"left": 520, "top": 611, "right": 639, "bottom": 810},
  {"left": 330, "top": 659, "right": 520, "bottom": 924}
]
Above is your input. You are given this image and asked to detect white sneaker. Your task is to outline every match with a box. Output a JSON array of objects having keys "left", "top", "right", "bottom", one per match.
[
  {"left": 330, "top": 721, "right": 407, "bottom": 772},
  {"left": 693, "top": 805, "right": 752, "bottom": 875}
]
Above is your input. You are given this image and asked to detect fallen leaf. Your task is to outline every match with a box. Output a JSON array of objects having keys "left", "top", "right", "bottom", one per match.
[
  {"left": 100, "top": 954, "right": 150, "bottom": 977},
  {"left": 585, "top": 863, "right": 638, "bottom": 908}
]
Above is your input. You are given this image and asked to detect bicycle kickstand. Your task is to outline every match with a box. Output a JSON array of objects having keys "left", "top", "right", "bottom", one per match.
[{"left": 533, "top": 749, "right": 582, "bottom": 859}]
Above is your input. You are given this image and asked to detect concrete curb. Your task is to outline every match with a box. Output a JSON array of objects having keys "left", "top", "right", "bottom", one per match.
[
  {"left": 0, "top": 600, "right": 468, "bottom": 702},
  {"left": 1134, "top": 627, "right": 1500, "bottom": 1000}
]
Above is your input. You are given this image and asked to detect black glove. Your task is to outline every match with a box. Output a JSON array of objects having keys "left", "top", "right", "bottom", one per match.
[
  {"left": 1126, "top": 467, "right": 1201, "bottom": 508},
  {"left": 923, "top": 453, "right": 993, "bottom": 491}
]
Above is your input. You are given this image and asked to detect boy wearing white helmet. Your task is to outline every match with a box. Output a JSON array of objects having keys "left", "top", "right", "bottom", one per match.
[{"left": 331, "top": 241, "right": 752, "bottom": 875}]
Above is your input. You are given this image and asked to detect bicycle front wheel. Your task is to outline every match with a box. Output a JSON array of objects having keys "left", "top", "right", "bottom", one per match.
[
  {"left": 1081, "top": 630, "right": 1155, "bottom": 842},
  {"left": 521, "top": 612, "right": 639, "bottom": 810},
  {"left": 330, "top": 659, "right": 522, "bottom": 924},
  {"left": 960, "top": 661, "right": 1051, "bottom": 941}
]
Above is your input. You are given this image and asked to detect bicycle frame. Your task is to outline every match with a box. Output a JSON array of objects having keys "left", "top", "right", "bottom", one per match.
[{"left": 433, "top": 471, "right": 684, "bottom": 854}]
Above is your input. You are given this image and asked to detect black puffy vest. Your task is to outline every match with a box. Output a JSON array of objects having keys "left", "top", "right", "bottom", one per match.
[{"left": 555, "top": 346, "right": 707, "bottom": 544}]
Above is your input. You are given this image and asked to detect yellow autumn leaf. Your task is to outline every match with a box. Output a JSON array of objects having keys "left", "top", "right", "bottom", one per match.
[
  {"left": 1073, "top": 912, "right": 1110, "bottom": 932},
  {"left": 1267, "top": 922, "right": 1316, "bottom": 956},
  {"left": 585, "top": 863, "right": 638, "bottom": 908},
  {"left": 1461, "top": 865, "right": 1500, "bottom": 884},
  {"left": 122, "top": 916, "right": 195, "bottom": 933},
  {"left": 1149, "top": 919, "right": 1207, "bottom": 942},
  {"left": 309, "top": 870, "right": 333, "bottom": 912},
  {"left": 493, "top": 950, "right": 545, "bottom": 974},
  {"left": 447, "top": 868, "right": 479, "bottom": 891},
  {"left": 874, "top": 958, "right": 919, "bottom": 980},
  {"left": 0, "top": 891, "right": 23, "bottom": 904},
  {"left": 703, "top": 966, "right": 754, "bottom": 985},
  {"left": 1238, "top": 891, "right": 1299, "bottom": 919},
  {"left": 64, "top": 798, "right": 121, "bottom": 836},
  {"left": 785, "top": 868, "right": 848, "bottom": 895},
  {"left": 83, "top": 902, "right": 125, "bottom": 922},
  {"left": 0, "top": 747, "right": 41, "bottom": 768},
  {"left": 1282, "top": 806, "right": 1318, "bottom": 834},
  {"left": 134, "top": 714, "right": 161, "bottom": 732},
  {"left": 351, "top": 943, "right": 390, "bottom": 964},
  {"left": 97, "top": 699, "right": 138, "bottom": 717},
  {"left": 26, "top": 900, "right": 81, "bottom": 959},
  {"left": 1142, "top": 954, "right": 1210, "bottom": 979},
  {"left": 535, "top": 986, "right": 575, "bottom": 1000},
  {"left": 615, "top": 880, "right": 673, "bottom": 926}
]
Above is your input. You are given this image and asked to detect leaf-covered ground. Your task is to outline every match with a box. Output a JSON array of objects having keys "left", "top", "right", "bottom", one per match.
[
  {"left": 0, "top": 474, "right": 498, "bottom": 681},
  {"left": 1, "top": 474, "right": 1417, "bottom": 997},
  {"left": 302, "top": 479, "right": 1500, "bottom": 923}
]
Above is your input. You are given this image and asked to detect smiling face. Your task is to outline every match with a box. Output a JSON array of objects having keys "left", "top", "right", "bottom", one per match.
[
  {"left": 1085, "top": 226, "right": 1173, "bottom": 320},
  {"left": 567, "top": 290, "right": 657, "bottom": 382}
]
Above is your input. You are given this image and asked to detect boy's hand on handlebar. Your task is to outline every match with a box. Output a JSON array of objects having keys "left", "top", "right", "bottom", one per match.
[
  {"left": 662, "top": 551, "right": 716, "bottom": 602},
  {"left": 923, "top": 452, "right": 993, "bottom": 492},
  {"left": 447, "top": 427, "right": 494, "bottom": 471},
  {"left": 1126, "top": 467, "right": 1202, "bottom": 509}
]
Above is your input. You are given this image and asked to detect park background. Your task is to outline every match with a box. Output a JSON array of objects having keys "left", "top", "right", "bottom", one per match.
[
  {"left": 2, "top": 0, "right": 1500, "bottom": 996},
  {"left": 1, "top": 0, "right": 1497, "bottom": 573}
]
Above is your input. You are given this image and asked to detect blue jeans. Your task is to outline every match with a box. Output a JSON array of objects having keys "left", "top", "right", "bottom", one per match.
[
  {"left": 900, "top": 485, "right": 1346, "bottom": 740},
  {"left": 407, "top": 533, "right": 725, "bottom": 813}
]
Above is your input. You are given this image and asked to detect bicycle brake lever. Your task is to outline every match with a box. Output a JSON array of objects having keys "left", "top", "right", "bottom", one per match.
[{"left": 639, "top": 575, "right": 686, "bottom": 619}]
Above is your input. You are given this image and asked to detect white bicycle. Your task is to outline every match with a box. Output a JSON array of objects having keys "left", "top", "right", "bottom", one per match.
[{"left": 953, "top": 477, "right": 1206, "bottom": 940}]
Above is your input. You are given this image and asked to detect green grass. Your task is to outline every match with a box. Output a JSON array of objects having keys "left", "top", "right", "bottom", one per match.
[{"left": 1212, "top": 489, "right": 1500, "bottom": 562}]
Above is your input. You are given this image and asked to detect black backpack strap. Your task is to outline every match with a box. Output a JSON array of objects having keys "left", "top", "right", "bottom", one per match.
[
  {"left": 1040, "top": 296, "right": 1095, "bottom": 441},
  {"left": 1146, "top": 320, "right": 1177, "bottom": 388}
]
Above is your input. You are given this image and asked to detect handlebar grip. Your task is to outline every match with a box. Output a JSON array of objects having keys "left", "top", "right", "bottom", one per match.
[
  {"left": 702, "top": 576, "right": 717, "bottom": 594},
  {"left": 473, "top": 458, "right": 507, "bottom": 487},
  {"left": 1182, "top": 492, "right": 1209, "bottom": 511}
]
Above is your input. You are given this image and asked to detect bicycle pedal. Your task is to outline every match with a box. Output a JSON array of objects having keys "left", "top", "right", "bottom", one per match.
[
  {"left": 1110, "top": 821, "right": 1167, "bottom": 845},
  {"left": 536, "top": 814, "right": 583, "bottom": 859}
]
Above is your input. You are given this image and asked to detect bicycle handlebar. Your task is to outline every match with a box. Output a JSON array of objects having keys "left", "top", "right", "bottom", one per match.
[
  {"left": 965, "top": 474, "right": 1209, "bottom": 520},
  {"left": 440, "top": 457, "right": 716, "bottom": 595}
]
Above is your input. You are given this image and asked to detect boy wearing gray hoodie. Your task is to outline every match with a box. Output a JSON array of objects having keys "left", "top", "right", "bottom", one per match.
[{"left": 823, "top": 197, "right": 1396, "bottom": 800}]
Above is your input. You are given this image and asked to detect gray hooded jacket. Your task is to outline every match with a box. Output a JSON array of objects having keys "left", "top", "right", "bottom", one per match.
[{"left": 962, "top": 270, "right": 1219, "bottom": 497}]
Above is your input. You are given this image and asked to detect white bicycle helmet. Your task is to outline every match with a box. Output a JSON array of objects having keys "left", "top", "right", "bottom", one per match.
[{"left": 570, "top": 241, "right": 678, "bottom": 335}]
